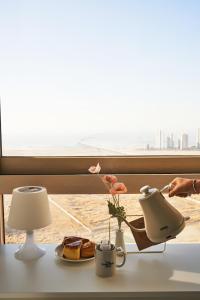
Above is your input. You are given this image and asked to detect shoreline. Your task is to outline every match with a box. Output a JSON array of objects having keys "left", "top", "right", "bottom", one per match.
[{"left": 3, "top": 146, "right": 200, "bottom": 156}]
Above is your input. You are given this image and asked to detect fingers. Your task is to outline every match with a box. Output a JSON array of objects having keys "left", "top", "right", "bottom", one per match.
[
  {"left": 169, "top": 189, "right": 189, "bottom": 198},
  {"left": 168, "top": 178, "right": 183, "bottom": 197},
  {"left": 169, "top": 186, "right": 179, "bottom": 197},
  {"left": 168, "top": 180, "right": 178, "bottom": 197},
  {"left": 168, "top": 177, "right": 192, "bottom": 197},
  {"left": 174, "top": 193, "right": 189, "bottom": 198}
]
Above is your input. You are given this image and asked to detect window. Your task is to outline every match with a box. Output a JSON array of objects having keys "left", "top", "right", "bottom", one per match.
[
  {"left": 1, "top": 0, "right": 200, "bottom": 156},
  {"left": 0, "top": 0, "right": 200, "bottom": 245}
]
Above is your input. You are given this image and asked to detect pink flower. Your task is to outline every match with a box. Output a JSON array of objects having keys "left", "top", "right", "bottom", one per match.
[
  {"left": 88, "top": 163, "right": 101, "bottom": 174},
  {"left": 102, "top": 175, "right": 118, "bottom": 185},
  {"left": 109, "top": 182, "right": 128, "bottom": 195}
]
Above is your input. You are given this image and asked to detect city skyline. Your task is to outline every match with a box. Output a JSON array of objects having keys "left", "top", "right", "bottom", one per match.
[{"left": 153, "top": 128, "right": 200, "bottom": 151}]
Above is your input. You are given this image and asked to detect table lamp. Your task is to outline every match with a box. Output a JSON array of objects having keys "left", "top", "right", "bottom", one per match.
[{"left": 7, "top": 186, "right": 51, "bottom": 261}]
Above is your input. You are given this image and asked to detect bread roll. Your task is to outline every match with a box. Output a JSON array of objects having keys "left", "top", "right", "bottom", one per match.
[{"left": 80, "top": 241, "right": 95, "bottom": 258}]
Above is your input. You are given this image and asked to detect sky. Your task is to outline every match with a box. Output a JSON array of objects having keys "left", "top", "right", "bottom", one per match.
[{"left": 0, "top": 0, "right": 200, "bottom": 147}]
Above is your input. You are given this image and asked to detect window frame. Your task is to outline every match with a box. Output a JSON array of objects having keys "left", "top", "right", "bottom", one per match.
[
  {"left": 0, "top": 156, "right": 200, "bottom": 194},
  {"left": 1, "top": 3, "right": 200, "bottom": 245}
]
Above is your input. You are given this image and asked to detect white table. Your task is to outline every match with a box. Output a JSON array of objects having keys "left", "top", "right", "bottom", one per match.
[{"left": 0, "top": 244, "right": 200, "bottom": 300}]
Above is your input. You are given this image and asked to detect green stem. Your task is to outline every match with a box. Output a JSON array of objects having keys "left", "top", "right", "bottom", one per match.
[{"left": 117, "top": 217, "right": 121, "bottom": 230}]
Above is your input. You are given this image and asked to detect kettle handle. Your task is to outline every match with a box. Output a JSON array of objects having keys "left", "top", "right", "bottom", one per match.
[{"left": 122, "top": 217, "right": 146, "bottom": 233}]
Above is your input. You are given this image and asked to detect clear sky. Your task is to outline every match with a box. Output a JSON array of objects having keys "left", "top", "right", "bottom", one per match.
[{"left": 0, "top": 0, "right": 200, "bottom": 147}]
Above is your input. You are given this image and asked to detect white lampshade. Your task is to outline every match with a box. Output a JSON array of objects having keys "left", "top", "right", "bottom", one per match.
[{"left": 8, "top": 186, "right": 51, "bottom": 230}]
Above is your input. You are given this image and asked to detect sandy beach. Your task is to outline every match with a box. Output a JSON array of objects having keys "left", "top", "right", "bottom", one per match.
[{"left": 4, "top": 193, "right": 200, "bottom": 246}]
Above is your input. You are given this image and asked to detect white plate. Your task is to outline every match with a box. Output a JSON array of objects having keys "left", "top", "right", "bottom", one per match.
[{"left": 55, "top": 244, "right": 95, "bottom": 263}]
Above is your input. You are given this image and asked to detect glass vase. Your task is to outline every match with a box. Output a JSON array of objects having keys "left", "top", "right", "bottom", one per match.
[{"left": 115, "top": 228, "right": 126, "bottom": 255}]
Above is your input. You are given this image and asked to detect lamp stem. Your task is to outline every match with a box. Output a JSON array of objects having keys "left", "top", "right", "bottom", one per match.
[
  {"left": 15, "top": 230, "right": 46, "bottom": 261},
  {"left": 25, "top": 230, "right": 34, "bottom": 245}
]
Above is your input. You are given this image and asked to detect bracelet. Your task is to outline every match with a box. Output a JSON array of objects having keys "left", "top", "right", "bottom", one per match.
[{"left": 192, "top": 179, "right": 198, "bottom": 194}]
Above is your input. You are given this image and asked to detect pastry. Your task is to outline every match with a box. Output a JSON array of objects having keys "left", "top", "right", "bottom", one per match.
[
  {"left": 81, "top": 238, "right": 90, "bottom": 244},
  {"left": 63, "top": 240, "right": 82, "bottom": 260},
  {"left": 61, "top": 236, "right": 95, "bottom": 260},
  {"left": 80, "top": 241, "right": 95, "bottom": 258},
  {"left": 62, "top": 236, "right": 82, "bottom": 246}
]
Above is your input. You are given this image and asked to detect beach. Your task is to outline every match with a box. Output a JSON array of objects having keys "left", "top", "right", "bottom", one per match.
[
  {"left": 4, "top": 144, "right": 200, "bottom": 156},
  {"left": 4, "top": 193, "right": 200, "bottom": 246}
]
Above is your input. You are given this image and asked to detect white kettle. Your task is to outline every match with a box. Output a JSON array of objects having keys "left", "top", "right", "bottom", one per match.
[{"left": 128, "top": 185, "right": 189, "bottom": 243}]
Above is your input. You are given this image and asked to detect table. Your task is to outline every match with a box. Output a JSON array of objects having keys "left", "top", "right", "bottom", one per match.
[{"left": 0, "top": 244, "right": 200, "bottom": 299}]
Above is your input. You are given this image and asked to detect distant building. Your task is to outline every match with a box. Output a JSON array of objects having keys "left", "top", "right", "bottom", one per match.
[
  {"left": 155, "top": 130, "right": 163, "bottom": 150},
  {"left": 166, "top": 134, "right": 174, "bottom": 149},
  {"left": 166, "top": 136, "right": 171, "bottom": 149},
  {"left": 177, "top": 139, "right": 181, "bottom": 150},
  {"left": 181, "top": 133, "right": 189, "bottom": 150},
  {"left": 170, "top": 133, "right": 174, "bottom": 149},
  {"left": 197, "top": 128, "right": 200, "bottom": 149},
  {"left": 159, "top": 130, "right": 162, "bottom": 150}
]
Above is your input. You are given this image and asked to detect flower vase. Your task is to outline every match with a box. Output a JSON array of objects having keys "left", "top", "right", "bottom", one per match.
[{"left": 115, "top": 228, "right": 126, "bottom": 255}]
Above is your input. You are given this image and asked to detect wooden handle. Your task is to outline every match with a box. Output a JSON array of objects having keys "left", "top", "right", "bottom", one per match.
[{"left": 122, "top": 217, "right": 146, "bottom": 233}]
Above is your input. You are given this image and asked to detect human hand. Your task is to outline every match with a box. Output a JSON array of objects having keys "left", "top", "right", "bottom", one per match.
[{"left": 168, "top": 177, "right": 194, "bottom": 197}]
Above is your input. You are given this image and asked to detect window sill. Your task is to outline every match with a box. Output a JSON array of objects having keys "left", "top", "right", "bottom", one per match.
[{"left": 0, "top": 243, "right": 200, "bottom": 299}]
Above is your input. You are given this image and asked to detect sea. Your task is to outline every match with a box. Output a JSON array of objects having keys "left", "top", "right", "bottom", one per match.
[{"left": 2, "top": 130, "right": 200, "bottom": 156}]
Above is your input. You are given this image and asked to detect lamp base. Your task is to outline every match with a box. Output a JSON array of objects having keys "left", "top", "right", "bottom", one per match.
[{"left": 15, "top": 230, "right": 46, "bottom": 261}]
